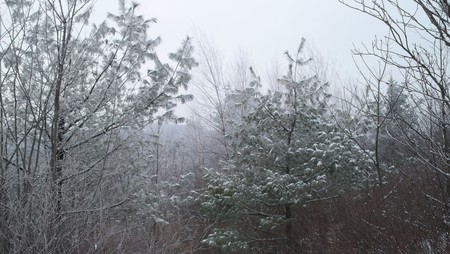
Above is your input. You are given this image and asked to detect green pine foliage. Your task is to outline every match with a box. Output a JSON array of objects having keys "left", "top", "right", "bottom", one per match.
[{"left": 198, "top": 39, "right": 373, "bottom": 252}]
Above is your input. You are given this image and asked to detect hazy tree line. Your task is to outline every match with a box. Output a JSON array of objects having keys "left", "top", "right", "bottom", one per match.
[{"left": 0, "top": 0, "right": 448, "bottom": 253}]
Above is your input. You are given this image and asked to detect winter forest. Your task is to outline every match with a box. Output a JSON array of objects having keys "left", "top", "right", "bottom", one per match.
[{"left": 0, "top": 0, "right": 449, "bottom": 253}]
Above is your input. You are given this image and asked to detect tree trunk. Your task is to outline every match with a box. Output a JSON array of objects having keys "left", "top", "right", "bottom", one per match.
[
  {"left": 285, "top": 204, "right": 293, "bottom": 249},
  {"left": 48, "top": 16, "right": 70, "bottom": 251}
]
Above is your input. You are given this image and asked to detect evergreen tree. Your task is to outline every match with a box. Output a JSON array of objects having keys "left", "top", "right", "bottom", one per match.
[
  {"left": 199, "top": 39, "right": 372, "bottom": 253},
  {"left": 381, "top": 78, "right": 417, "bottom": 169},
  {"left": 0, "top": 0, "right": 196, "bottom": 252}
]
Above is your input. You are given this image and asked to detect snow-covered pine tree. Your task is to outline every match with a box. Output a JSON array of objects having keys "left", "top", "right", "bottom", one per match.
[
  {"left": 199, "top": 39, "right": 372, "bottom": 253},
  {"left": 0, "top": 0, "right": 196, "bottom": 252}
]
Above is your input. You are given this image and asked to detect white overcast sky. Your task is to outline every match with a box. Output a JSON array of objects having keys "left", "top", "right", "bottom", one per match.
[{"left": 93, "top": 0, "right": 388, "bottom": 81}]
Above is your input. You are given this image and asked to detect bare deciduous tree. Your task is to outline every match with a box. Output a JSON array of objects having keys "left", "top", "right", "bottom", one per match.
[
  {"left": 0, "top": 0, "right": 195, "bottom": 252},
  {"left": 340, "top": 0, "right": 450, "bottom": 232}
]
